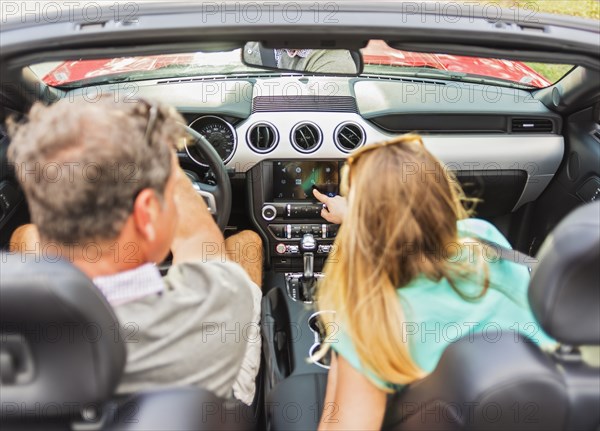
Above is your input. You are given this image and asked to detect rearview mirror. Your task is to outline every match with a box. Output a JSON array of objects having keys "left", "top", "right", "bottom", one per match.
[{"left": 242, "top": 42, "right": 362, "bottom": 75}]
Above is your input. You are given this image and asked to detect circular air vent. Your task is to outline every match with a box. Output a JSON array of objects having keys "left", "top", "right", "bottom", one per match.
[
  {"left": 290, "top": 122, "right": 322, "bottom": 154},
  {"left": 247, "top": 122, "right": 279, "bottom": 154},
  {"left": 334, "top": 122, "right": 365, "bottom": 152}
]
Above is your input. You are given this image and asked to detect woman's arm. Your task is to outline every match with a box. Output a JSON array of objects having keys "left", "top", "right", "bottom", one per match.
[
  {"left": 318, "top": 354, "right": 387, "bottom": 431},
  {"left": 320, "top": 352, "right": 339, "bottom": 428},
  {"left": 312, "top": 189, "right": 347, "bottom": 224}
]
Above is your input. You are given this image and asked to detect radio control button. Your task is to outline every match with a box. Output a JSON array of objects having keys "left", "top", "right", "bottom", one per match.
[
  {"left": 291, "top": 225, "right": 303, "bottom": 238},
  {"left": 318, "top": 245, "right": 333, "bottom": 254},
  {"left": 262, "top": 205, "right": 277, "bottom": 221}
]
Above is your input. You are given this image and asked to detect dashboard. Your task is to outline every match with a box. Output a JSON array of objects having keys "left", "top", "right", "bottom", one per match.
[
  {"left": 137, "top": 75, "right": 564, "bottom": 210},
  {"left": 69, "top": 76, "right": 563, "bottom": 178},
  {"left": 68, "top": 75, "right": 565, "bottom": 272}
]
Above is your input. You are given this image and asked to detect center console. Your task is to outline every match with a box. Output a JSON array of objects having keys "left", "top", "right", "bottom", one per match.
[
  {"left": 249, "top": 160, "right": 341, "bottom": 429},
  {"left": 249, "top": 160, "right": 341, "bottom": 302}
]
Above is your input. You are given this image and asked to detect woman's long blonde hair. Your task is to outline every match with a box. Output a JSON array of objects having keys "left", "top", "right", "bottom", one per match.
[{"left": 316, "top": 134, "right": 487, "bottom": 389}]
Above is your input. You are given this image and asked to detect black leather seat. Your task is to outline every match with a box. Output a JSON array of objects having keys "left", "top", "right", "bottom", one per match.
[
  {"left": 0, "top": 254, "right": 255, "bottom": 430},
  {"left": 383, "top": 201, "right": 600, "bottom": 430}
]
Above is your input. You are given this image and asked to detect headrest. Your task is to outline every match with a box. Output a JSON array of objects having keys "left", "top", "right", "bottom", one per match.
[
  {"left": 529, "top": 201, "right": 600, "bottom": 346},
  {"left": 0, "top": 252, "right": 126, "bottom": 421}
]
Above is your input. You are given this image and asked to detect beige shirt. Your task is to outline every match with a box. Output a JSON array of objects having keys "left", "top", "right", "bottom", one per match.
[{"left": 94, "top": 260, "right": 261, "bottom": 403}]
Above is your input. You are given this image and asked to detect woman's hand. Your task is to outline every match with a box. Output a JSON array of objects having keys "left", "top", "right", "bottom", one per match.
[{"left": 313, "top": 189, "right": 347, "bottom": 224}]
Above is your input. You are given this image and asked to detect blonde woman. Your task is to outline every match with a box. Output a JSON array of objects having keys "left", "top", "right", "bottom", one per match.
[{"left": 312, "top": 134, "right": 555, "bottom": 430}]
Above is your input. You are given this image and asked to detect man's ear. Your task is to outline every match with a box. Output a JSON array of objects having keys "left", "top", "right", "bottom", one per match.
[{"left": 132, "top": 188, "right": 160, "bottom": 242}]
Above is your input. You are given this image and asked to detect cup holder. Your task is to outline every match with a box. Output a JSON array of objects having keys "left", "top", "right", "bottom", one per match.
[
  {"left": 308, "top": 310, "right": 336, "bottom": 369},
  {"left": 308, "top": 312, "right": 328, "bottom": 335}
]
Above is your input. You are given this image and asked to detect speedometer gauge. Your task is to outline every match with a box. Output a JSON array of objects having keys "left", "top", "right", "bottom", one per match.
[{"left": 186, "top": 115, "right": 237, "bottom": 166}]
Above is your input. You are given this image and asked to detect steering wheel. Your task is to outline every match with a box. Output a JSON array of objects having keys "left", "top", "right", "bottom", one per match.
[{"left": 181, "top": 124, "right": 232, "bottom": 231}]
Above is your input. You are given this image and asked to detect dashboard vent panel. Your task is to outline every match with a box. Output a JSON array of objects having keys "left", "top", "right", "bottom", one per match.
[
  {"left": 359, "top": 74, "right": 447, "bottom": 86},
  {"left": 291, "top": 122, "right": 322, "bottom": 153},
  {"left": 253, "top": 96, "right": 357, "bottom": 113},
  {"left": 511, "top": 118, "right": 554, "bottom": 133},
  {"left": 158, "top": 72, "right": 333, "bottom": 85},
  {"left": 247, "top": 123, "right": 278, "bottom": 153},
  {"left": 334, "top": 122, "right": 365, "bottom": 152}
]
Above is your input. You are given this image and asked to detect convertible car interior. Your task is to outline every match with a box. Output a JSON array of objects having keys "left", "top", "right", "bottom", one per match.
[{"left": 0, "top": 2, "right": 599, "bottom": 430}]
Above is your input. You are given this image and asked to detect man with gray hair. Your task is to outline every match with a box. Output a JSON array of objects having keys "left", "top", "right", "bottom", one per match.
[{"left": 7, "top": 97, "right": 263, "bottom": 405}]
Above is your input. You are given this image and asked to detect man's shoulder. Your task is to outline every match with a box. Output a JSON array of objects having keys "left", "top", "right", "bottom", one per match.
[
  {"left": 112, "top": 260, "right": 255, "bottom": 316},
  {"left": 113, "top": 260, "right": 256, "bottom": 333},
  {"left": 112, "top": 260, "right": 258, "bottom": 399},
  {"left": 162, "top": 260, "right": 256, "bottom": 319},
  {"left": 164, "top": 260, "right": 255, "bottom": 296}
]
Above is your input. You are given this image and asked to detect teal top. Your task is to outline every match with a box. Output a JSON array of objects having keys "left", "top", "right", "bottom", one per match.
[{"left": 330, "top": 218, "right": 556, "bottom": 389}]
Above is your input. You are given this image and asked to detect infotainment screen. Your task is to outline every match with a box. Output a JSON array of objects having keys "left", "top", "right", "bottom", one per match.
[{"left": 272, "top": 161, "right": 340, "bottom": 200}]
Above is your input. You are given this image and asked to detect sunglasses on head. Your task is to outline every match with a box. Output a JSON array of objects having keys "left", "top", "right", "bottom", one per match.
[
  {"left": 340, "top": 134, "right": 424, "bottom": 195},
  {"left": 139, "top": 99, "right": 159, "bottom": 146},
  {"left": 129, "top": 100, "right": 161, "bottom": 206}
]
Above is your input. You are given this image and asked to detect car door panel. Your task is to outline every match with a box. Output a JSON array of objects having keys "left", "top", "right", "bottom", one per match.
[{"left": 528, "top": 104, "right": 600, "bottom": 254}]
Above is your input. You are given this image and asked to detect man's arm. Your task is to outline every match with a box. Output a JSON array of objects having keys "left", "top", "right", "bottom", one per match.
[{"left": 170, "top": 165, "right": 225, "bottom": 264}]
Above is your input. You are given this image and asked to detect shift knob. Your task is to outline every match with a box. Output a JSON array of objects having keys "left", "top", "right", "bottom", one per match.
[
  {"left": 300, "top": 233, "right": 317, "bottom": 252},
  {"left": 300, "top": 234, "right": 317, "bottom": 296}
]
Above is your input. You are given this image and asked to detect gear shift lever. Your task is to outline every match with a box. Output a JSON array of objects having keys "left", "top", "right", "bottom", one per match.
[
  {"left": 301, "top": 233, "right": 316, "bottom": 276},
  {"left": 300, "top": 234, "right": 317, "bottom": 301},
  {"left": 303, "top": 253, "right": 314, "bottom": 280}
]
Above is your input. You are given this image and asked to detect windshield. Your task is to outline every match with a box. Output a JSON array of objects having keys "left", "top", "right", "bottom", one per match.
[
  {"left": 31, "top": 40, "right": 574, "bottom": 89},
  {"left": 32, "top": 50, "right": 261, "bottom": 87},
  {"left": 360, "top": 40, "right": 573, "bottom": 89}
]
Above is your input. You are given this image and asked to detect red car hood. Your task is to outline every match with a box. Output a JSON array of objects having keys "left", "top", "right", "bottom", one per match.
[
  {"left": 41, "top": 41, "right": 550, "bottom": 88},
  {"left": 360, "top": 40, "right": 550, "bottom": 87},
  {"left": 42, "top": 54, "right": 199, "bottom": 87}
]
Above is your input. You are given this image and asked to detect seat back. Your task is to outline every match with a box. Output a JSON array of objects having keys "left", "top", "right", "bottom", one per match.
[
  {"left": 0, "top": 253, "right": 126, "bottom": 426},
  {"left": 384, "top": 202, "right": 600, "bottom": 430},
  {"left": 529, "top": 201, "right": 600, "bottom": 430},
  {"left": 1, "top": 252, "right": 260, "bottom": 430},
  {"left": 103, "top": 387, "right": 255, "bottom": 431},
  {"left": 383, "top": 332, "right": 568, "bottom": 430}
]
